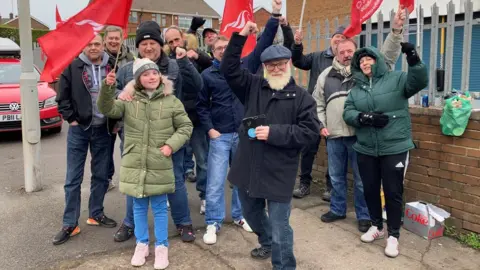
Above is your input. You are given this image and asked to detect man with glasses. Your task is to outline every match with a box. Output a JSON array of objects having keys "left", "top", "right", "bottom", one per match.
[
  {"left": 221, "top": 21, "right": 320, "bottom": 268},
  {"left": 197, "top": 35, "right": 253, "bottom": 245}
]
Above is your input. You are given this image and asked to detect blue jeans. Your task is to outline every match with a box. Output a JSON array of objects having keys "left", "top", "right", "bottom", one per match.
[
  {"left": 63, "top": 125, "right": 111, "bottom": 227},
  {"left": 184, "top": 142, "right": 195, "bottom": 174},
  {"left": 124, "top": 146, "right": 192, "bottom": 228},
  {"left": 133, "top": 194, "right": 169, "bottom": 247},
  {"left": 238, "top": 189, "right": 296, "bottom": 270},
  {"left": 191, "top": 126, "right": 209, "bottom": 200},
  {"left": 205, "top": 133, "right": 243, "bottom": 229},
  {"left": 327, "top": 136, "right": 370, "bottom": 220}
]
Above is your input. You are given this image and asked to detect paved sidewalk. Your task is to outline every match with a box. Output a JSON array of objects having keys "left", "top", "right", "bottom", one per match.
[{"left": 50, "top": 205, "right": 480, "bottom": 270}]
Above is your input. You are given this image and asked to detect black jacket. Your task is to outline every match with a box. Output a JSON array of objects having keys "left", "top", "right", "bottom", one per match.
[
  {"left": 56, "top": 57, "right": 116, "bottom": 132},
  {"left": 168, "top": 52, "right": 204, "bottom": 126},
  {"left": 221, "top": 33, "right": 320, "bottom": 203}
]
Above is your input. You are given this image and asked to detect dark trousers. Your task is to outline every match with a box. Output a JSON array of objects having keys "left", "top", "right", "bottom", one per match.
[
  {"left": 357, "top": 151, "right": 409, "bottom": 239},
  {"left": 299, "top": 136, "right": 331, "bottom": 189},
  {"left": 108, "top": 132, "right": 116, "bottom": 180},
  {"left": 63, "top": 125, "right": 111, "bottom": 227},
  {"left": 238, "top": 189, "right": 296, "bottom": 270}
]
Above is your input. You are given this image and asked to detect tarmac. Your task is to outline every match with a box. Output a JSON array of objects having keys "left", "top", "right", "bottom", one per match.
[{"left": 1, "top": 123, "right": 479, "bottom": 270}]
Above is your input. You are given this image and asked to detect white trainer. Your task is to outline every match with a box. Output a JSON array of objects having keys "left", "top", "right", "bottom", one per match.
[
  {"left": 200, "top": 200, "right": 206, "bottom": 215},
  {"left": 360, "top": 226, "right": 385, "bottom": 243},
  {"left": 203, "top": 224, "right": 217, "bottom": 245},
  {"left": 234, "top": 219, "right": 253, "bottom": 233},
  {"left": 385, "top": 236, "right": 400, "bottom": 258}
]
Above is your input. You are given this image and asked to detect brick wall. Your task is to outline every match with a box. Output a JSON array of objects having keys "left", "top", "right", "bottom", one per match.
[
  {"left": 312, "top": 106, "right": 480, "bottom": 234},
  {"left": 287, "top": 0, "right": 350, "bottom": 30},
  {"left": 254, "top": 8, "right": 272, "bottom": 29}
]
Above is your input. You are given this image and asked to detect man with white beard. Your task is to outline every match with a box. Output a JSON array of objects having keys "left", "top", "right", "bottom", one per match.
[{"left": 220, "top": 21, "right": 320, "bottom": 269}]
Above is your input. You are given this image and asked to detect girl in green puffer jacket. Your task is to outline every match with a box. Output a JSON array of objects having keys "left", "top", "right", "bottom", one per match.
[
  {"left": 99, "top": 58, "right": 193, "bottom": 269},
  {"left": 343, "top": 42, "right": 428, "bottom": 259}
]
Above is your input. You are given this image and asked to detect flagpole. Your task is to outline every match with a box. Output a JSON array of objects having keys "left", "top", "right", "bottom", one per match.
[
  {"left": 18, "top": 0, "right": 42, "bottom": 192},
  {"left": 299, "top": 0, "right": 306, "bottom": 30}
]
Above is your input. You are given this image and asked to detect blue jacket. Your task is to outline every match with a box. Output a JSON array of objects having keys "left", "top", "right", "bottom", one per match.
[
  {"left": 196, "top": 17, "right": 279, "bottom": 133},
  {"left": 197, "top": 62, "right": 244, "bottom": 133},
  {"left": 240, "top": 16, "right": 279, "bottom": 73}
]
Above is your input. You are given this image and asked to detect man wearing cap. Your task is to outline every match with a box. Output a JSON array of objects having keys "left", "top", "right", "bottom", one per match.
[
  {"left": 221, "top": 21, "right": 320, "bottom": 268},
  {"left": 186, "top": 16, "right": 218, "bottom": 58},
  {"left": 289, "top": 26, "right": 347, "bottom": 200},
  {"left": 113, "top": 21, "right": 198, "bottom": 243}
]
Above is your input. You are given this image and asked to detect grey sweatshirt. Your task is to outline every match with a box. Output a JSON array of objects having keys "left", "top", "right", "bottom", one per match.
[{"left": 79, "top": 52, "right": 110, "bottom": 126}]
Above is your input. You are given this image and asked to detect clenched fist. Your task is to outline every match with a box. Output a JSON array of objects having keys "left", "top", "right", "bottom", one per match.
[
  {"left": 240, "top": 21, "right": 259, "bottom": 37},
  {"left": 294, "top": 30, "right": 303, "bottom": 45},
  {"left": 106, "top": 71, "right": 116, "bottom": 86},
  {"left": 175, "top": 47, "right": 187, "bottom": 59}
]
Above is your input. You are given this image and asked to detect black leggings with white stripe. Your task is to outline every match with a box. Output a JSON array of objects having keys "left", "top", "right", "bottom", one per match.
[{"left": 357, "top": 152, "right": 409, "bottom": 239}]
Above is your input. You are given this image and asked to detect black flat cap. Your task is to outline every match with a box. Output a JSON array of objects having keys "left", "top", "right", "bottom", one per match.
[{"left": 260, "top": 45, "right": 292, "bottom": 63}]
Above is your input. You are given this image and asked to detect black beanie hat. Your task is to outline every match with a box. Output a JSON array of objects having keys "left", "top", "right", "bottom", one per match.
[{"left": 136, "top": 21, "right": 164, "bottom": 48}]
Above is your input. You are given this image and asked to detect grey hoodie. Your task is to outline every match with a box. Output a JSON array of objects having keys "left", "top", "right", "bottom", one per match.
[{"left": 79, "top": 52, "right": 110, "bottom": 126}]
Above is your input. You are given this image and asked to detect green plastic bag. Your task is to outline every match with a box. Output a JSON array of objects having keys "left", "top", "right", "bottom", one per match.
[{"left": 440, "top": 92, "right": 472, "bottom": 136}]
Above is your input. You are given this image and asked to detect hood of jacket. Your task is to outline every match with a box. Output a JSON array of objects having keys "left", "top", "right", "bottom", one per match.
[
  {"left": 79, "top": 51, "right": 110, "bottom": 67},
  {"left": 123, "top": 76, "right": 174, "bottom": 99},
  {"left": 351, "top": 46, "right": 388, "bottom": 84}
]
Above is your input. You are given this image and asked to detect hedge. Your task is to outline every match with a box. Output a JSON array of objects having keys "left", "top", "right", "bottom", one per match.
[
  {"left": 0, "top": 26, "right": 136, "bottom": 45},
  {"left": 0, "top": 26, "right": 49, "bottom": 44}
]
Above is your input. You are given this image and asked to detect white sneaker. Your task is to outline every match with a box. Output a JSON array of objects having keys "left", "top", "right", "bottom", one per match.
[
  {"left": 203, "top": 224, "right": 217, "bottom": 245},
  {"left": 234, "top": 219, "right": 253, "bottom": 233},
  {"left": 200, "top": 200, "right": 206, "bottom": 215},
  {"left": 360, "top": 226, "right": 385, "bottom": 243},
  {"left": 385, "top": 236, "right": 400, "bottom": 258}
]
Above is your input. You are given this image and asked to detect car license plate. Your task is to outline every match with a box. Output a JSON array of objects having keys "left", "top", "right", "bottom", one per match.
[{"left": 0, "top": 114, "right": 21, "bottom": 122}]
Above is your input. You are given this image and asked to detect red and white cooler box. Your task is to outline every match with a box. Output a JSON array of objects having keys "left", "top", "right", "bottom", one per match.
[{"left": 403, "top": 201, "right": 451, "bottom": 240}]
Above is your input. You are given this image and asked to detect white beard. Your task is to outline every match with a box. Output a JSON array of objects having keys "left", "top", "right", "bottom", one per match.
[{"left": 265, "top": 65, "right": 292, "bottom": 91}]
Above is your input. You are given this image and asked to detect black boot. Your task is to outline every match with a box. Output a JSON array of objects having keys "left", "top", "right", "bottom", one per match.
[{"left": 114, "top": 223, "right": 134, "bottom": 242}]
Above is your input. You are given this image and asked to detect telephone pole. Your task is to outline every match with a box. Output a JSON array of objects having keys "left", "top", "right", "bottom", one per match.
[{"left": 18, "top": 0, "right": 42, "bottom": 192}]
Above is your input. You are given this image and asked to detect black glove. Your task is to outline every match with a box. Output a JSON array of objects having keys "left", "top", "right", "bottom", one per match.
[
  {"left": 401, "top": 42, "right": 420, "bottom": 66},
  {"left": 358, "top": 112, "right": 389, "bottom": 128},
  {"left": 190, "top": 17, "right": 206, "bottom": 32}
]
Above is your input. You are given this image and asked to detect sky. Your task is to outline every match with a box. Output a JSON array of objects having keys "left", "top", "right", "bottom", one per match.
[
  {"left": 1, "top": 0, "right": 477, "bottom": 29},
  {"left": 0, "top": 0, "right": 277, "bottom": 30}
]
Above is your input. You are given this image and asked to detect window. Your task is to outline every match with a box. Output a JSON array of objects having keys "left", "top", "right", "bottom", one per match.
[
  {"left": 0, "top": 63, "right": 40, "bottom": 84},
  {"left": 178, "top": 16, "right": 192, "bottom": 29},
  {"left": 161, "top": 15, "right": 167, "bottom": 26},
  {"left": 129, "top": 11, "right": 138, "bottom": 23},
  {"left": 203, "top": 18, "right": 212, "bottom": 28},
  {"left": 152, "top": 14, "right": 161, "bottom": 25}
]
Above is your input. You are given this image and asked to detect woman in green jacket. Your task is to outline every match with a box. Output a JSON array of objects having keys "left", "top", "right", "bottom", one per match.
[
  {"left": 98, "top": 58, "right": 193, "bottom": 269},
  {"left": 343, "top": 42, "right": 428, "bottom": 258}
]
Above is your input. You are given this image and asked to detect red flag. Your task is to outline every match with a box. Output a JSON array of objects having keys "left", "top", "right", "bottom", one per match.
[
  {"left": 88, "top": 0, "right": 128, "bottom": 38},
  {"left": 55, "top": 5, "right": 63, "bottom": 28},
  {"left": 38, "top": 0, "right": 132, "bottom": 82},
  {"left": 344, "top": 0, "right": 383, "bottom": 38},
  {"left": 220, "top": 0, "right": 256, "bottom": 57},
  {"left": 400, "top": 0, "right": 415, "bottom": 14}
]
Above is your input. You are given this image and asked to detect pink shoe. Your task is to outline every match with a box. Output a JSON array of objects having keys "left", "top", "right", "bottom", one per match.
[
  {"left": 154, "top": 245, "right": 169, "bottom": 269},
  {"left": 131, "top": 242, "right": 149, "bottom": 267}
]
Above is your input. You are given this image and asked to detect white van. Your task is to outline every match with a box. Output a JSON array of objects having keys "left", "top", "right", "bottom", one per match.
[{"left": 0, "top": 37, "right": 21, "bottom": 57}]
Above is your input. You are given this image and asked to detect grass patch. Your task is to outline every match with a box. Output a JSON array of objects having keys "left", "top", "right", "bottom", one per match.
[{"left": 445, "top": 226, "right": 480, "bottom": 250}]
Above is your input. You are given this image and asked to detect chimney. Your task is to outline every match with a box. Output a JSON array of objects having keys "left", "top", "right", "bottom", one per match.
[{"left": 9, "top": 12, "right": 13, "bottom": 20}]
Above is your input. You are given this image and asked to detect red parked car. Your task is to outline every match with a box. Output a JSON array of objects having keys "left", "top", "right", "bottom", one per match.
[{"left": 0, "top": 38, "right": 63, "bottom": 133}]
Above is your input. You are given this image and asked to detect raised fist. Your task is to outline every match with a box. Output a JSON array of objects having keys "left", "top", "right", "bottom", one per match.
[
  {"left": 106, "top": 71, "right": 116, "bottom": 86},
  {"left": 272, "top": 0, "right": 282, "bottom": 14},
  {"left": 175, "top": 47, "right": 187, "bottom": 59},
  {"left": 240, "top": 21, "right": 259, "bottom": 37},
  {"left": 294, "top": 29, "right": 303, "bottom": 45}
]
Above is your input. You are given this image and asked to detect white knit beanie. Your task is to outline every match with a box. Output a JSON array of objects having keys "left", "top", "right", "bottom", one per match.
[{"left": 133, "top": 58, "right": 160, "bottom": 81}]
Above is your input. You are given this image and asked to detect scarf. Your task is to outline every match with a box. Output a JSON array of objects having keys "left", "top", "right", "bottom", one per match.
[
  {"left": 332, "top": 57, "right": 352, "bottom": 78},
  {"left": 212, "top": 59, "right": 221, "bottom": 70}
]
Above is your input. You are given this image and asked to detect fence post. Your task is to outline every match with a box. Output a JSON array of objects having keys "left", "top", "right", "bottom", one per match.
[
  {"left": 365, "top": 19, "right": 372, "bottom": 47},
  {"left": 324, "top": 18, "right": 331, "bottom": 54},
  {"left": 402, "top": 10, "right": 410, "bottom": 73},
  {"left": 444, "top": 0, "right": 456, "bottom": 95},
  {"left": 461, "top": 0, "right": 473, "bottom": 91},
  {"left": 414, "top": 5, "right": 425, "bottom": 105},
  {"left": 377, "top": 11, "right": 384, "bottom": 51},
  {"left": 316, "top": 20, "right": 321, "bottom": 51},
  {"left": 428, "top": 4, "right": 439, "bottom": 106}
]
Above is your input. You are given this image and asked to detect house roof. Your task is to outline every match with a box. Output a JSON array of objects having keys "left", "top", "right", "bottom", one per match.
[
  {"left": 254, "top": 4, "right": 272, "bottom": 14},
  {"left": 131, "top": 0, "right": 221, "bottom": 18},
  {"left": 1, "top": 15, "right": 50, "bottom": 29},
  {"left": 0, "top": 18, "right": 9, "bottom": 24}
]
